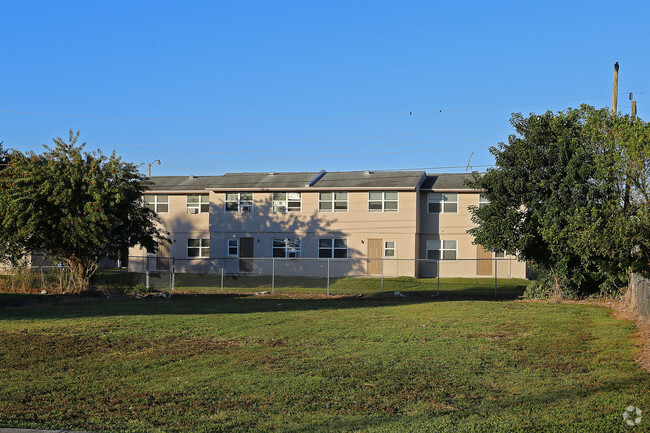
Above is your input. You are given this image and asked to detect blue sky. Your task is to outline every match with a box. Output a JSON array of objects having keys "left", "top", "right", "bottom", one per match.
[{"left": 1, "top": 1, "right": 648, "bottom": 176}]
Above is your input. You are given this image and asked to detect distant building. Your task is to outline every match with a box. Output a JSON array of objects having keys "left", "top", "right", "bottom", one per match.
[{"left": 129, "top": 171, "right": 526, "bottom": 279}]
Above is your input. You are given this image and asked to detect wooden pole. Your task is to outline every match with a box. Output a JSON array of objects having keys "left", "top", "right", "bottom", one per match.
[
  {"left": 632, "top": 100, "right": 637, "bottom": 118},
  {"left": 612, "top": 62, "right": 619, "bottom": 116}
]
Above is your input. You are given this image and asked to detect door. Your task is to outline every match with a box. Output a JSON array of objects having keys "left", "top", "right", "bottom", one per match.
[
  {"left": 156, "top": 242, "right": 170, "bottom": 271},
  {"left": 239, "top": 237, "right": 254, "bottom": 273},
  {"left": 476, "top": 245, "right": 492, "bottom": 276},
  {"left": 367, "top": 238, "right": 383, "bottom": 274}
]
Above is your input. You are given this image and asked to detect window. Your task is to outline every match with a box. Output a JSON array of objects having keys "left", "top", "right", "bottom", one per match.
[
  {"left": 273, "top": 192, "right": 301, "bottom": 213},
  {"left": 273, "top": 238, "right": 301, "bottom": 258},
  {"left": 494, "top": 251, "right": 505, "bottom": 258},
  {"left": 225, "top": 192, "right": 253, "bottom": 212},
  {"left": 188, "top": 238, "right": 210, "bottom": 258},
  {"left": 144, "top": 194, "right": 169, "bottom": 213},
  {"left": 227, "top": 239, "right": 239, "bottom": 257},
  {"left": 479, "top": 193, "right": 490, "bottom": 209},
  {"left": 187, "top": 194, "right": 209, "bottom": 214},
  {"left": 384, "top": 241, "right": 396, "bottom": 257},
  {"left": 318, "top": 239, "right": 348, "bottom": 258},
  {"left": 319, "top": 192, "right": 348, "bottom": 212},
  {"left": 427, "top": 193, "right": 458, "bottom": 213},
  {"left": 426, "top": 240, "right": 457, "bottom": 260},
  {"left": 368, "top": 191, "right": 398, "bottom": 212}
]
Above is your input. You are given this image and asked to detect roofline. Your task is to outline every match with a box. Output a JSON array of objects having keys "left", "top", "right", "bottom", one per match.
[
  {"left": 206, "top": 187, "right": 418, "bottom": 192},
  {"left": 145, "top": 189, "right": 209, "bottom": 194}
]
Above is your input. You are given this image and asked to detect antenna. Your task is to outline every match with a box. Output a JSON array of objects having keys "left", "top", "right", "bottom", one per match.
[{"left": 466, "top": 152, "right": 474, "bottom": 173}]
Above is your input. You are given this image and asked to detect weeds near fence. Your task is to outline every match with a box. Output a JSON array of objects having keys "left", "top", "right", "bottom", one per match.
[{"left": 0, "top": 266, "right": 75, "bottom": 294}]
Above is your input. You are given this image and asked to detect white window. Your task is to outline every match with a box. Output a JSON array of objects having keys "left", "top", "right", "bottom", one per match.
[
  {"left": 479, "top": 193, "right": 490, "bottom": 209},
  {"left": 494, "top": 251, "right": 505, "bottom": 258},
  {"left": 227, "top": 239, "right": 239, "bottom": 257},
  {"left": 318, "top": 238, "right": 348, "bottom": 258},
  {"left": 427, "top": 193, "right": 458, "bottom": 213},
  {"left": 273, "top": 192, "right": 301, "bottom": 213},
  {"left": 187, "top": 194, "right": 209, "bottom": 214},
  {"left": 144, "top": 194, "right": 169, "bottom": 213},
  {"left": 426, "top": 239, "right": 457, "bottom": 260},
  {"left": 225, "top": 192, "right": 253, "bottom": 212},
  {"left": 368, "top": 191, "right": 398, "bottom": 212},
  {"left": 273, "top": 238, "right": 301, "bottom": 258},
  {"left": 319, "top": 192, "right": 348, "bottom": 212},
  {"left": 384, "top": 241, "right": 396, "bottom": 257},
  {"left": 188, "top": 238, "right": 210, "bottom": 258}
]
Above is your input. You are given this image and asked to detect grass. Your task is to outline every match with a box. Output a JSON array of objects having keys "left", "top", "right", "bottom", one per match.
[
  {"left": 95, "top": 270, "right": 529, "bottom": 299},
  {"left": 0, "top": 295, "right": 648, "bottom": 432}
]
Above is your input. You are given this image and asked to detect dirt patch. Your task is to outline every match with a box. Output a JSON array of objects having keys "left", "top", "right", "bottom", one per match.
[
  {"left": 609, "top": 301, "right": 650, "bottom": 373},
  {"left": 519, "top": 298, "right": 650, "bottom": 373}
]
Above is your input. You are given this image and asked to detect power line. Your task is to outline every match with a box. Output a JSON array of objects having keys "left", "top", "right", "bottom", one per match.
[
  {"left": 0, "top": 95, "right": 613, "bottom": 123},
  {"left": 167, "top": 144, "right": 489, "bottom": 164},
  {"left": 122, "top": 137, "right": 501, "bottom": 157},
  {"left": 102, "top": 129, "right": 508, "bottom": 147}
]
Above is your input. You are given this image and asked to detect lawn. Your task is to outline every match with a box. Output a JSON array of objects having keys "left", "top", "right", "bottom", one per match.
[
  {"left": 0, "top": 296, "right": 648, "bottom": 432},
  {"left": 95, "top": 270, "right": 529, "bottom": 299}
]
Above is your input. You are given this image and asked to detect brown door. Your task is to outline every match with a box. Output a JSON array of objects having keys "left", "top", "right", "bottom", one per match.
[
  {"left": 367, "top": 238, "right": 383, "bottom": 274},
  {"left": 476, "top": 245, "right": 492, "bottom": 276},
  {"left": 156, "top": 243, "right": 170, "bottom": 271},
  {"left": 239, "top": 237, "right": 254, "bottom": 273}
]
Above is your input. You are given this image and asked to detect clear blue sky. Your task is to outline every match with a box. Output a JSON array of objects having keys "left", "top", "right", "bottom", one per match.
[{"left": 1, "top": 1, "right": 648, "bottom": 176}]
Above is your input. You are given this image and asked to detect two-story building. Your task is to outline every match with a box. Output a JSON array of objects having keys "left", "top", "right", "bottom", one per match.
[{"left": 129, "top": 170, "right": 526, "bottom": 279}]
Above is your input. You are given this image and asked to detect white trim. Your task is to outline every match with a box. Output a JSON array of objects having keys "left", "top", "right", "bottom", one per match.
[
  {"left": 384, "top": 241, "right": 396, "bottom": 258},
  {"left": 272, "top": 238, "right": 302, "bottom": 258},
  {"left": 186, "top": 194, "right": 209, "bottom": 214},
  {"left": 225, "top": 192, "right": 254, "bottom": 213},
  {"left": 427, "top": 192, "right": 458, "bottom": 214},
  {"left": 272, "top": 192, "right": 302, "bottom": 213},
  {"left": 144, "top": 194, "right": 169, "bottom": 213},
  {"left": 318, "top": 238, "right": 348, "bottom": 259},
  {"left": 187, "top": 238, "right": 210, "bottom": 258},
  {"left": 425, "top": 239, "right": 457, "bottom": 260},
  {"left": 318, "top": 191, "right": 348, "bottom": 213},
  {"left": 227, "top": 239, "right": 239, "bottom": 257},
  {"left": 368, "top": 191, "right": 399, "bottom": 212}
]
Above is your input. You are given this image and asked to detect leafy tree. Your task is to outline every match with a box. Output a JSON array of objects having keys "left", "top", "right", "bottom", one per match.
[
  {"left": 571, "top": 110, "right": 650, "bottom": 279},
  {"left": 467, "top": 105, "right": 629, "bottom": 297},
  {"left": 0, "top": 131, "right": 167, "bottom": 292}
]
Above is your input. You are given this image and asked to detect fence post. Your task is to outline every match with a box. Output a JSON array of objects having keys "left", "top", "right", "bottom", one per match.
[
  {"left": 381, "top": 259, "right": 384, "bottom": 293},
  {"left": 171, "top": 257, "right": 175, "bottom": 292},
  {"left": 145, "top": 256, "right": 150, "bottom": 291},
  {"left": 272, "top": 257, "right": 275, "bottom": 294},
  {"left": 221, "top": 264, "right": 224, "bottom": 293},
  {"left": 437, "top": 260, "right": 440, "bottom": 296},
  {"left": 494, "top": 258, "right": 498, "bottom": 298},
  {"left": 327, "top": 258, "right": 330, "bottom": 296},
  {"left": 40, "top": 266, "right": 45, "bottom": 291}
]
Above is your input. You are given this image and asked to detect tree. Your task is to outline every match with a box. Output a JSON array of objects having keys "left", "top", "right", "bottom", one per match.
[
  {"left": 467, "top": 105, "right": 631, "bottom": 297},
  {"left": 0, "top": 131, "right": 167, "bottom": 292}
]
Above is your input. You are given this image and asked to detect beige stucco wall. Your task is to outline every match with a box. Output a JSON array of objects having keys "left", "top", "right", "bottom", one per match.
[
  {"left": 129, "top": 189, "right": 526, "bottom": 279},
  {"left": 418, "top": 191, "right": 526, "bottom": 278}
]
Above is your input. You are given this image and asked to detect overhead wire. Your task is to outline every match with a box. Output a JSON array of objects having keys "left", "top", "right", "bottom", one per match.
[{"left": 0, "top": 94, "right": 614, "bottom": 123}]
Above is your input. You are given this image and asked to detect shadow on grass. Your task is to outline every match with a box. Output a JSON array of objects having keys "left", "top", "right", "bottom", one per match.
[{"left": 0, "top": 286, "right": 527, "bottom": 321}]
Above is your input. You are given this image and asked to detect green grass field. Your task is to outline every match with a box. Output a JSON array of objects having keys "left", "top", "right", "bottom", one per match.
[
  {"left": 0, "top": 295, "right": 648, "bottom": 432},
  {"left": 95, "top": 271, "right": 529, "bottom": 299}
]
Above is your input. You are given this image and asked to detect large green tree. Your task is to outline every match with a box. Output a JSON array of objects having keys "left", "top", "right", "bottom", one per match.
[
  {"left": 467, "top": 105, "right": 644, "bottom": 297},
  {"left": 0, "top": 131, "right": 167, "bottom": 292}
]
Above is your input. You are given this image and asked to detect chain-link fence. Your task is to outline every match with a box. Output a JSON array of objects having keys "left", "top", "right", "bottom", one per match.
[
  {"left": 628, "top": 273, "right": 649, "bottom": 317},
  {"left": 93, "top": 256, "right": 529, "bottom": 299},
  {"left": 0, "top": 265, "right": 73, "bottom": 293}
]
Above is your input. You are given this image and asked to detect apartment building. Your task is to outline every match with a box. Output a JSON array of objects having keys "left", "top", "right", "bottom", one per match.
[{"left": 129, "top": 170, "right": 526, "bottom": 279}]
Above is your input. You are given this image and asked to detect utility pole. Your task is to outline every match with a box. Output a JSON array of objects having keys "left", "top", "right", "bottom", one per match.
[
  {"left": 630, "top": 92, "right": 637, "bottom": 119},
  {"left": 611, "top": 62, "right": 619, "bottom": 116},
  {"left": 147, "top": 159, "right": 161, "bottom": 177}
]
